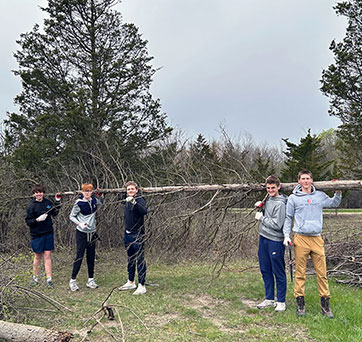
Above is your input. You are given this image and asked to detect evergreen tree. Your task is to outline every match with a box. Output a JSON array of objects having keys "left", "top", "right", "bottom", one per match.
[
  {"left": 281, "top": 129, "right": 334, "bottom": 182},
  {"left": 189, "top": 134, "right": 222, "bottom": 183},
  {"left": 5, "top": 0, "right": 171, "bottom": 176},
  {"left": 320, "top": 0, "right": 362, "bottom": 177}
]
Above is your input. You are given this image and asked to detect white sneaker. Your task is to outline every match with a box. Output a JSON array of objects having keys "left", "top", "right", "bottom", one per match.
[
  {"left": 257, "top": 299, "right": 275, "bottom": 309},
  {"left": 118, "top": 280, "right": 137, "bottom": 291},
  {"left": 86, "top": 278, "right": 98, "bottom": 289},
  {"left": 69, "top": 279, "right": 79, "bottom": 292},
  {"left": 275, "top": 302, "right": 286, "bottom": 312},
  {"left": 133, "top": 284, "right": 147, "bottom": 295}
]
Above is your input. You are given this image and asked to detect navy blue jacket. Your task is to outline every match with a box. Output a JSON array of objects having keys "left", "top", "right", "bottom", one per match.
[
  {"left": 124, "top": 196, "right": 147, "bottom": 235},
  {"left": 25, "top": 198, "right": 59, "bottom": 239}
]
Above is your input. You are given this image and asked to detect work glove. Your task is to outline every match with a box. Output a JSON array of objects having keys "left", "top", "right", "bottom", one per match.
[
  {"left": 78, "top": 222, "right": 88, "bottom": 229},
  {"left": 55, "top": 193, "right": 62, "bottom": 201},
  {"left": 283, "top": 236, "right": 292, "bottom": 246},
  {"left": 37, "top": 213, "right": 48, "bottom": 222},
  {"left": 125, "top": 196, "right": 136, "bottom": 205},
  {"left": 254, "top": 201, "right": 264, "bottom": 208},
  {"left": 255, "top": 212, "right": 263, "bottom": 220}
]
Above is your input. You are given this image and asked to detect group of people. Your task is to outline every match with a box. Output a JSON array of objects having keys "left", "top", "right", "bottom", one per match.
[
  {"left": 25, "top": 181, "right": 148, "bottom": 295},
  {"left": 25, "top": 169, "right": 342, "bottom": 314},
  {"left": 255, "top": 169, "right": 341, "bottom": 318}
]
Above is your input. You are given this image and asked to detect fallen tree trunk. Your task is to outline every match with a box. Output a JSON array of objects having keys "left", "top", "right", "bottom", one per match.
[
  {"left": 13, "top": 180, "right": 362, "bottom": 198},
  {"left": 0, "top": 320, "right": 72, "bottom": 342}
]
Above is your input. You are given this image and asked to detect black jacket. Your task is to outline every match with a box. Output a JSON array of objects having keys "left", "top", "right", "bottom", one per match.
[
  {"left": 25, "top": 198, "right": 60, "bottom": 239},
  {"left": 124, "top": 196, "right": 147, "bottom": 235}
]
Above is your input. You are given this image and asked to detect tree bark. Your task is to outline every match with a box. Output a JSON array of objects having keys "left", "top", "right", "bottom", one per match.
[
  {"left": 0, "top": 320, "right": 72, "bottom": 342},
  {"left": 15, "top": 180, "right": 362, "bottom": 199},
  {"left": 64, "top": 180, "right": 362, "bottom": 194}
]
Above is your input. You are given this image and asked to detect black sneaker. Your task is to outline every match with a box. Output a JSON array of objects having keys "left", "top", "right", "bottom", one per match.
[{"left": 47, "top": 280, "right": 54, "bottom": 289}]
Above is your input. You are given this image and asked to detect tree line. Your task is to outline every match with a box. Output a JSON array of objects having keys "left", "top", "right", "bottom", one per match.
[{"left": 0, "top": 0, "right": 362, "bottom": 250}]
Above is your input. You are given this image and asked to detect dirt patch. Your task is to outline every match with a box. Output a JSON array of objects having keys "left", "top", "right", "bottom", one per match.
[
  {"left": 144, "top": 312, "right": 181, "bottom": 327},
  {"left": 240, "top": 297, "right": 259, "bottom": 308},
  {"left": 187, "top": 294, "right": 245, "bottom": 333}
]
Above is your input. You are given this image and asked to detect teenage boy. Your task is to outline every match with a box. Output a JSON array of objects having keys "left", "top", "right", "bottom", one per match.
[
  {"left": 283, "top": 169, "right": 341, "bottom": 318},
  {"left": 255, "top": 175, "right": 288, "bottom": 312},
  {"left": 69, "top": 183, "right": 104, "bottom": 291},
  {"left": 25, "top": 184, "right": 61, "bottom": 288},
  {"left": 119, "top": 181, "right": 148, "bottom": 295}
]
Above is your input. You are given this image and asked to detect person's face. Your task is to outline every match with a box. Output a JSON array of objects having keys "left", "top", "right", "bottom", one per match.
[
  {"left": 298, "top": 174, "right": 313, "bottom": 192},
  {"left": 127, "top": 185, "right": 138, "bottom": 197},
  {"left": 266, "top": 183, "right": 280, "bottom": 197},
  {"left": 34, "top": 191, "right": 44, "bottom": 202},
  {"left": 82, "top": 189, "right": 92, "bottom": 200}
]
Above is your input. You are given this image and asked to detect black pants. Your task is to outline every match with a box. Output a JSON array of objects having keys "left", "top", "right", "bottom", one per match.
[
  {"left": 71, "top": 230, "right": 97, "bottom": 279},
  {"left": 124, "top": 233, "right": 146, "bottom": 285}
]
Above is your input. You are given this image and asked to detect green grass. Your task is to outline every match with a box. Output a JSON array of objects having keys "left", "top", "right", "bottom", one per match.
[{"left": 7, "top": 252, "right": 362, "bottom": 342}]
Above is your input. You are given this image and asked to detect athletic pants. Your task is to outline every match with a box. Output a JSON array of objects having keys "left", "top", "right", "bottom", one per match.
[
  {"left": 258, "top": 235, "right": 287, "bottom": 302},
  {"left": 124, "top": 233, "right": 146, "bottom": 285},
  {"left": 71, "top": 230, "right": 96, "bottom": 279},
  {"left": 293, "top": 234, "right": 330, "bottom": 298}
]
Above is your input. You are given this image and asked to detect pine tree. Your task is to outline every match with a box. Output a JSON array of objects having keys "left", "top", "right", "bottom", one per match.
[{"left": 5, "top": 0, "right": 171, "bottom": 176}]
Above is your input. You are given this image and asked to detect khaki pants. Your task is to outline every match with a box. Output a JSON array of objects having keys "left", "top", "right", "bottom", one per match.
[{"left": 293, "top": 234, "right": 330, "bottom": 298}]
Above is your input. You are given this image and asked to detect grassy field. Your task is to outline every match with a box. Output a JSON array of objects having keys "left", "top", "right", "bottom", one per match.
[
  {"left": 3, "top": 213, "right": 361, "bottom": 342},
  {"left": 7, "top": 247, "right": 362, "bottom": 342}
]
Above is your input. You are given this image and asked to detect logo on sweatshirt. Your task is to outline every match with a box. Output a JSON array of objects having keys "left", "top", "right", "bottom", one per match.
[{"left": 307, "top": 199, "right": 312, "bottom": 204}]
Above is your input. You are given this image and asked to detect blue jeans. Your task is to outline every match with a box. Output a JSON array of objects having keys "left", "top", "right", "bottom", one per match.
[
  {"left": 124, "top": 233, "right": 146, "bottom": 285},
  {"left": 258, "top": 235, "right": 287, "bottom": 302}
]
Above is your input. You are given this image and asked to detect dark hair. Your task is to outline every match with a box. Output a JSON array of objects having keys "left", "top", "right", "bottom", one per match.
[
  {"left": 298, "top": 169, "right": 313, "bottom": 180},
  {"left": 32, "top": 184, "right": 45, "bottom": 193},
  {"left": 265, "top": 175, "right": 280, "bottom": 186}
]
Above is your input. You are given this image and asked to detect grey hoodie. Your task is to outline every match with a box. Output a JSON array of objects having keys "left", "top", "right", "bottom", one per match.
[
  {"left": 283, "top": 184, "right": 341, "bottom": 237},
  {"left": 259, "top": 194, "right": 288, "bottom": 242},
  {"left": 69, "top": 196, "right": 104, "bottom": 233}
]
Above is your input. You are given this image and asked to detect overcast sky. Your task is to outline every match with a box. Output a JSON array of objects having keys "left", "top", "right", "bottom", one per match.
[{"left": 0, "top": 0, "right": 347, "bottom": 147}]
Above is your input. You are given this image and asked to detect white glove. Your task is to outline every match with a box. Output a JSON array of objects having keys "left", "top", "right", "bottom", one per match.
[
  {"left": 255, "top": 212, "right": 263, "bottom": 220},
  {"left": 37, "top": 213, "right": 48, "bottom": 222},
  {"left": 78, "top": 222, "right": 88, "bottom": 229},
  {"left": 283, "top": 236, "right": 292, "bottom": 246},
  {"left": 125, "top": 196, "right": 136, "bottom": 205},
  {"left": 254, "top": 201, "right": 262, "bottom": 208}
]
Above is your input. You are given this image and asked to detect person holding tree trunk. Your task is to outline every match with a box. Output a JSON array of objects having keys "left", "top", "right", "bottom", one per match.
[
  {"left": 119, "top": 181, "right": 148, "bottom": 295},
  {"left": 25, "top": 184, "right": 61, "bottom": 289},
  {"left": 69, "top": 183, "right": 104, "bottom": 291},
  {"left": 255, "top": 175, "right": 288, "bottom": 312},
  {"left": 283, "top": 169, "right": 341, "bottom": 318}
]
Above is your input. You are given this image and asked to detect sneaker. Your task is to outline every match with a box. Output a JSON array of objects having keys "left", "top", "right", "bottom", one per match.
[
  {"left": 275, "top": 302, "right": 286, "bottom": 312},
  {"left": 257, "top": 299, "right": 275, "bottom": 309},
  {"left": 118, "top": 280, "right": 137, "bottom": 291},
  {"left": 47, "top": 280, "right": 54, "bottom": 289},
  {"left": 86, "top": 278, "right": 98, "bottom": 289},
  {"left": 69, "top": 279, "right": 79, "bottom": 292},
  {"left": 133, "top": 284, "right": 147, "bottom": 295}
]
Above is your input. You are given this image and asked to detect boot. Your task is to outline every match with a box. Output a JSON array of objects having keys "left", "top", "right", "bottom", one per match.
[
  {"left": 321, "top": 297, "right": 334, "bottom": 319},
  {"left": 296, "top": 296, "right": 305, "bottom": 316}
]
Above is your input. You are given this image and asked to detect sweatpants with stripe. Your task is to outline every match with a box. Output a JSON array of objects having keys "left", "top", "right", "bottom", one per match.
[
  {"left": 293, "top": 233, "right": 330, "bottom": 298},
  {"left": 258, "top": 235, "right": 287, "bottom": 302}
]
